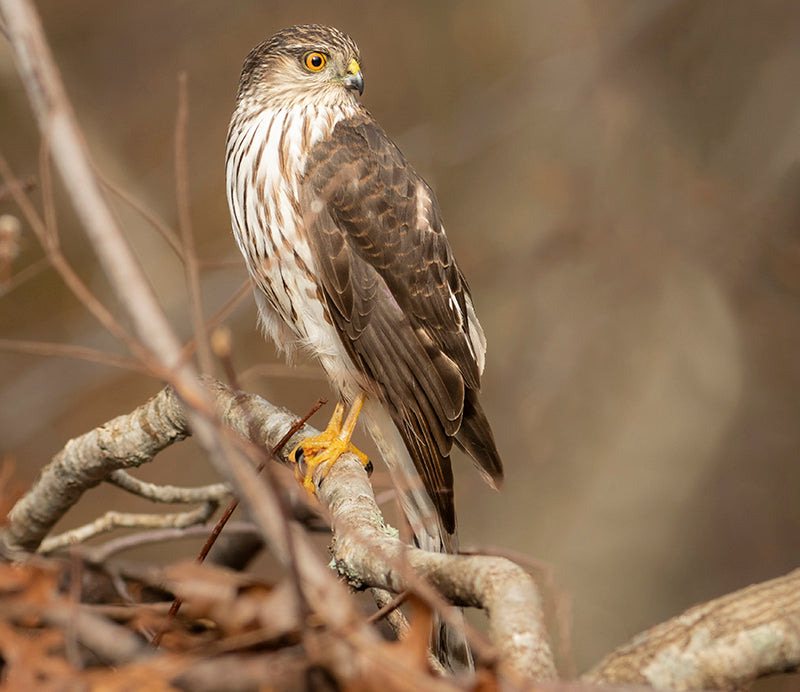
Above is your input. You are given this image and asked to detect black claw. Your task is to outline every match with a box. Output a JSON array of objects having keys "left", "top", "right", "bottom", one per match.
[
  {"left": 291, "top": 447, "right": 307, "bottom": 476},
  {"left": 364, "top": 460, "right": 373, "bottom": 477}
]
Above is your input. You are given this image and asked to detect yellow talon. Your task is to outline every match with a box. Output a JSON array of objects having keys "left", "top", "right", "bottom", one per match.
[{"left": 290, "top": 394, "right": 371, "bottom": 493}]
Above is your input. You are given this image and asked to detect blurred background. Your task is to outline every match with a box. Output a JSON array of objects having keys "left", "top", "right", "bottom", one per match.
[{"left": 2, "top": 0, "right": 800, "bottom": 680}]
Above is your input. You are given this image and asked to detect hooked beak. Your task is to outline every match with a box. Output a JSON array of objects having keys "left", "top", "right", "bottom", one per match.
[{"left": 343, "top": 57, "right": 364, "bottom": 95}]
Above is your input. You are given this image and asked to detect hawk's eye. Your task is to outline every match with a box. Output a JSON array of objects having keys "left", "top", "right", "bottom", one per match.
[{"left": 303, "top": 52, "right": 328, "bottom": 72}]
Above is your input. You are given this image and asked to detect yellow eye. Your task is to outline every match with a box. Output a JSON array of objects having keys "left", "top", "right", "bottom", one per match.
[{"left": 303, "top": 52, "right": 328, "bottom": 72}]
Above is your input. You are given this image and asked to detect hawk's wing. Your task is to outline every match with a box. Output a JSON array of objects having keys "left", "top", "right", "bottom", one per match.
[{"left": 301, "top": 114, "right": 502, "bottom": 533}]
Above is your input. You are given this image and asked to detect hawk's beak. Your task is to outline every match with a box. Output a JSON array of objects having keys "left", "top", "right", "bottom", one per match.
[{"left": 343, "top": 58, "right": 364, "bottom": 95}]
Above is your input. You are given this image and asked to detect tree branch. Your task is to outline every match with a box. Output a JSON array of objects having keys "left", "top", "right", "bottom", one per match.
[
  {"left": 0, "top": 4, "right": 326, "bottom": 632},
  {"left": 583, "top": 568, "right": 800, "bottom": 690},
  {"left": 0, "top": 1, "right": 557, "bottom": 684},
  {"left": 39, "top": 504, "right": 219, "bottom": 554},
  {"left": 0, "top": 380, "right": 559, "bottom": 680},
  {"left": 318, "top": 451, "right": 557, "bottom": 681},
  {"left": 1, "top": 386, "right": 190, "bottom": 554},
  {"left": 106, "top": 471, "right": 229, "bottom": 504}
]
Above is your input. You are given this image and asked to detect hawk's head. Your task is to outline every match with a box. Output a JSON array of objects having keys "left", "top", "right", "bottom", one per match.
[{"left": 237, "top": 24, "right": 364, "bottom": 109}]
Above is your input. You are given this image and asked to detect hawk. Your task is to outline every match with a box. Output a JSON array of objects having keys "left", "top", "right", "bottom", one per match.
[{"left": 226, "top": 24, "right": 502, "bottom": 556}]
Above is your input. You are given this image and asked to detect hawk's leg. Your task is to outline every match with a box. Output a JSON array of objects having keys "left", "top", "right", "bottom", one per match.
[{"left": 290, "top": 394, "right": 372, "bottom": 493}]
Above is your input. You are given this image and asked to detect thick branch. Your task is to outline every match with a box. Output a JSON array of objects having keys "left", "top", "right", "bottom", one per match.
[
  {"left": 583, "top": 568, "right": 800, "bottom": 690},
  {"left": 318, "top": 454, "right": 557, "bottom": 682},
  {"left": 1, "top": 386, "right": 189, "bottom": 553},
  {"left": 0, "top": 381, "right": 558, "bottom": 680}
]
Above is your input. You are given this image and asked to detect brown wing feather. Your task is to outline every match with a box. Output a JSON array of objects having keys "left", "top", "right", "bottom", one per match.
[{"left": 301, "top": 114, "right": 502, "bottom": 533}]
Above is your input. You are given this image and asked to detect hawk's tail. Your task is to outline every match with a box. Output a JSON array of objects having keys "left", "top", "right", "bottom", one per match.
[{"left": 362, "top": 400, "right": 473, "bottom": 671}]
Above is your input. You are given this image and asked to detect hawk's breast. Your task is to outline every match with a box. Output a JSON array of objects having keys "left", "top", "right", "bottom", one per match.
[{"left": 226, "top": 102, "right": 364, "bottom": 392}]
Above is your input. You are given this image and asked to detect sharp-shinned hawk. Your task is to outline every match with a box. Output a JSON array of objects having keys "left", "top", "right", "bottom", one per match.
[{"left": 225, "top": 24, "right": 502, "bottom": 560}]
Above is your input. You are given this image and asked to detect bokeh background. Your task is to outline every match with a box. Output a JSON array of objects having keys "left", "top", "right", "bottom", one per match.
[{"left": 2, "top": 0, "right": 800, "bottom": 680}]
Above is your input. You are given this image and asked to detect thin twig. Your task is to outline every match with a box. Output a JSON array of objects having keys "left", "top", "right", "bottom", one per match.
[
  {"left": 463, "top": 544, "right": 574, "bottom": 676},
  {"left": 0, "top": 255, "right": 49, "bottom": 297},
  {"left": 4, "top": 13, "right": 342, "bottom": 651},
  {"left": 367, "top": 589, "right": 410, "bottom": 625},
  {"left": 0, "top": 173, "right": 35, "bottom": 200},
  {"left": 106, "top": 470, "right": 230, "bottom": 504},
  {"left": 174, "top": 72, "right": 213, "bottom": 375},
  {"left": 253, "top": 397, "right": 328, "bottom": 643},
  {"left": 81, "top": 521, "right": 261, "bottom": 563},
  {"left": 96, "top": 167, "right": 185, "bottom": 261},
  {"left": 39, "top": 503, "right": 219, "bottom": 554},
  {"left": 0, "top": 338, "right": 152, "bottom": 374},
  {"left": 208, "top": 395, "right": 328, "bottom": 565},
  {"left": 38, "top": 133, "right": 58, "bottom": 247},
  {"left": 150, "top": 395, "right": 328, "bottom": 648},
  {"left": 319, "top": 454, "right": 557, "bottom": 680},
  {"left": 179, "top": 278, "right": 252, "bottom": 363},
  {"left": 0, "top": 154, "right": 158, "bottom": 368}
]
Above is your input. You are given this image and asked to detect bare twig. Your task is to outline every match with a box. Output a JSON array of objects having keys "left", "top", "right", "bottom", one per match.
[
  {"left": 151, "top": 393, "right": 326, "bottom": 647},
  {"left": 0, "top": 380, "right": 558, "bottom": 679},
  {"left": 40, "top": 503, "right": 219, "bottom": 554},
  {"left": 0, "top": 255, "right": 49, "bottom": 296},
  {"left": 38, "top": 135, "right": 58, "bottom": 246},
  {"left": 179, "top": 278, "right": 251, "bottom": 363},
  {"left": 464, "top": 544, "right": 574, "bottom": 676},
  {"left": 0, "top": 6, "right": 183, "bottom": 373},
  {"left": 0, "top": 174, "right": 35, "bottom": 200},
  {"left": 367, "top": 589, "right": 410, "bottom": 625},
  {"left": 8, "top": 373, "right": 796, "bottom": 686},
  {"left": 0, "top": 155, "right": 158, "bottom": 368},
  {"left": 0, "top": 385, "right": 190, "bottom": 554},
  {"left": 81, "top": 521, "right": 261, "bottom": 563},
  {"left": 107, "top": 470, "right": 229, "bottom": 504},
  {"left": 97, "top": 167, "right": 185, "bottom": 261},
  {"left": 0, "top": 338, "right": 151, "bottom": 374},
  {"left": 367, "top": 588, "right": 412, "bottom": 644},
  {"left": 174, "top": 71, "right": 213, "bottom": 375}
]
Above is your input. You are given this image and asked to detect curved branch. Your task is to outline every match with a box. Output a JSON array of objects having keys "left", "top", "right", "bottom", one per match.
[
  {"left": 583, "top": 568, "right": 800, "bottom": 690},
  {"left": 317, "top": 453, "right": 557, "bottom": 681},
  {"left": 1, "top": 386, "right": 189, "bottom": 554},
  {"left": 0, "top": 380, "right": 559, "bottom": 680},
  {"left": 7, "top": 374, "right": 798, "bottom": 687}
]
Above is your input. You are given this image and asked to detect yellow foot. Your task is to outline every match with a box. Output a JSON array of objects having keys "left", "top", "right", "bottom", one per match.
[{"left": 290, "top": 395, "right": 372, "bottom": 493}]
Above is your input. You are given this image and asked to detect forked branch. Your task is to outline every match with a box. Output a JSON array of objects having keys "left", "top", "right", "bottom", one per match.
[{"left": 0, "top": 380, "right": 558, "bottom": 681}]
